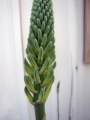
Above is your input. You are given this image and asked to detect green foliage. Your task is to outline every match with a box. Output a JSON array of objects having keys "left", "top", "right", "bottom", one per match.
[{"left": 24, "top": 0, "right": 56, "bottom": 119}]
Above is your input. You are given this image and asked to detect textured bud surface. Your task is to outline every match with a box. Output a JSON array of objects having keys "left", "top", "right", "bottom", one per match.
[{"left": 24, "top": 0, "right": 56, "bottom": 119}]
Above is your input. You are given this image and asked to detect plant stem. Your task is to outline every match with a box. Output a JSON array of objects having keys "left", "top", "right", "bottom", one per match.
[{"left": 34, "top": 103, "right": 45, "bottom": 120}]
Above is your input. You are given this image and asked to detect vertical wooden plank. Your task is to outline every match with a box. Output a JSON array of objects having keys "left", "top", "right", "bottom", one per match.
[{"left": 84, "top": 0, "right": 90, "bottom": 63}]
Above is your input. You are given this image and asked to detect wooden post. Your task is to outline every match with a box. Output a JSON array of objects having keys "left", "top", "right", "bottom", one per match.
[{"left": 84, "top": 0, "right": 90, "bottom": 63}]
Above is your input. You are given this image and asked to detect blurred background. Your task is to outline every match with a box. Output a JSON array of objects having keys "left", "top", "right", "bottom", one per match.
[{"left": 0, "top": 0, "right": 90, "bottom": 120}]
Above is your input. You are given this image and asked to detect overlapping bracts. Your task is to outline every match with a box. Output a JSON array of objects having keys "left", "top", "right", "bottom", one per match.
[{"left": 24, "top": 0, "right": 56, "bottom": 105}]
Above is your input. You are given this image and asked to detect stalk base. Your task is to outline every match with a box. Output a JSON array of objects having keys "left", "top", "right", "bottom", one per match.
[{"left": 34, "top": 103, "right": 45, "bottom": 120}]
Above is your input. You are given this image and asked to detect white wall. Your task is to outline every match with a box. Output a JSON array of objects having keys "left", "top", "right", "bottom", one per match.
[
  {"left": 54, "top": 0, "right": 90, "bottom": 120},
  {"left": 68, "top": 0, "right": 90, "bottom": 120},
  {"left": 76, "top": 0, "right": 90, "bottom": 120},
  {"left": 0, "top": 0, "right": 29, "bottom": 120},
  {"left": 53, "top": 0, "right": 71, "bottom": 120}
]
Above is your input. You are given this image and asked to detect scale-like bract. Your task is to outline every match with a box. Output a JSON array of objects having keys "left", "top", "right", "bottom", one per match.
[{"left": 24, "top": 0, "right": 56, "bottom": 119}]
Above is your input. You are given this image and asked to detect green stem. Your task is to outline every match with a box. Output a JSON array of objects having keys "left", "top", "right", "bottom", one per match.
[{"left": 34, "top": 103, "right": 45, "bottom": 120}]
